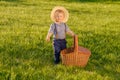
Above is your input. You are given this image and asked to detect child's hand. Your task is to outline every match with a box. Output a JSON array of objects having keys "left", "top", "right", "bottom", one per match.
[
  {"left": 46, "top": 33, "right": 52, "bottom": 42},
  {"left": 71, "top": 32, "right": 75, "bottom": 37},
  {"left": 72, "top": 33, "right": 75, "bottom": 37},
  {"left": 46, "top": 37, "right": 50, "bottom": 42}
]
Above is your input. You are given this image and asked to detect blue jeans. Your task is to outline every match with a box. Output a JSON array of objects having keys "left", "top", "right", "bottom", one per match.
[{"left": 53, "top": 39, "right": 67, "bottom": 64}]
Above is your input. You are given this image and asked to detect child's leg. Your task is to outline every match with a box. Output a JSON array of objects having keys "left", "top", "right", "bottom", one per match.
[
  {"left": 61, "top": 40, "right": 67, "bottom": 50},
  {"left": 53, "top": 40, "right": 61, "bottom": 64}
]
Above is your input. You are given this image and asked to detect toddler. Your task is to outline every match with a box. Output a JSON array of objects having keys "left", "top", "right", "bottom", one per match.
[{"left": 46, "top": 6, "right": 75, "bottom": 64}]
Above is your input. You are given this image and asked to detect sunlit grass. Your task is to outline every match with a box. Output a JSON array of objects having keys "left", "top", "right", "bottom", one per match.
[{"left": 0, "top": 0, "right": 120, "bottom": 80}]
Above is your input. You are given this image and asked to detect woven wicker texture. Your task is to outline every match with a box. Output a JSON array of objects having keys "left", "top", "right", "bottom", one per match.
[{"left": 61, "top": 35, "right": 91, "bottom": 67}]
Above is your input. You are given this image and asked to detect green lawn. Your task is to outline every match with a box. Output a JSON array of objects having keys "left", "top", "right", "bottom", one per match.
[{"left": 0, "top": 0, "right": 120, "bottom": 80}]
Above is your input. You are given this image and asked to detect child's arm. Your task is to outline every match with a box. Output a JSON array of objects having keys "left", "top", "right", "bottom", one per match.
[
  {"left": 65, "top": 24, "right": 75, "bottom": 37},
  {"left": 67, "top": 31, "right": 75, "bottom": 37},
  {"left": 46, "top": 24, "right": 54, "bottom": 42},
  {"left": 46, "top": 32, "right": 53, "bottom": 42}
]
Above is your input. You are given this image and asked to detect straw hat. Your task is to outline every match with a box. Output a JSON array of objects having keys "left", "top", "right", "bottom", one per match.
[{"left": 50, "top": 6, "right": 69, "bottom": 23}]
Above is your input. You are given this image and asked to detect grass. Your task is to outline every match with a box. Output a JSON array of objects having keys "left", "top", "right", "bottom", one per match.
[{"left": 0, "top": 0, "right": 120, "bottom": 80}]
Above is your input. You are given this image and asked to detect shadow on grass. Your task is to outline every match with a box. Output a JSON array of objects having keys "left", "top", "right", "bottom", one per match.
[
  {"left": 0, "top": 0, "right": 38, "bottom": 7},
  {"left": 1, "top": 0, "right": 21, "bottom": 2},
  {"left": 78, "top": 30, "right": 120, "bottom": 79},
  {"left": 63, "top": 0, "right": 120, "bottom": 3},
  {"left": 1, "top": 30, "right": 119, "bottom": 79}
]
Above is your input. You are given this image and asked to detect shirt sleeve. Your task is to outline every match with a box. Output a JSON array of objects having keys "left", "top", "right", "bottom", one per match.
[
  {"left": 48, "top": 24, "right": 55, "bottom": 34},
  {"left": 65, "top": 24, "right": 72, "bottom": 32}
]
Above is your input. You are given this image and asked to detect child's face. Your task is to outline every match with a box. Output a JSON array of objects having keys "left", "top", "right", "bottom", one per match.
[{"left": 55, "top": 12, "right": 65, "bottom": 23}]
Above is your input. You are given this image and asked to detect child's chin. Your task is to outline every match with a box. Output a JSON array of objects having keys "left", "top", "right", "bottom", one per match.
[
  {"left": 59, "top": 21, "right": 63, "bottom": 23},
  {"left": 55, "top": 21, "right": 63, "bottom": 23}
]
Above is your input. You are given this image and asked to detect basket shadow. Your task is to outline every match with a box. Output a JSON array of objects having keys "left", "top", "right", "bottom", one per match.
[{"left": 77, "top": 30, "right": 120, "bottom": 79}]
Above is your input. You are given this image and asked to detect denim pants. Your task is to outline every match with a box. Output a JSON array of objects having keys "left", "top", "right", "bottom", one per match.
[{"left": 53, "top": 39, "right": 67, "bottom": 63}]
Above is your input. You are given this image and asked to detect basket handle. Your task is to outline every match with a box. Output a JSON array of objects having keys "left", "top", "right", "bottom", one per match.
[{"left": 74, "top": 35, "right": 78, "bottom": 53}]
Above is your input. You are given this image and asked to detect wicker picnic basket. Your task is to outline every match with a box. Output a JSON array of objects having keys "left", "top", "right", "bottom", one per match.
[{"left": 61, "top": 35, "right": 91, "bottom": 67}]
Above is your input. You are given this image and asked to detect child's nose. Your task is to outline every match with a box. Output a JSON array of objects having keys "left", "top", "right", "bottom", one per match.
[{"left": 58, "top": 16, "right": 62, "bottom": 18}]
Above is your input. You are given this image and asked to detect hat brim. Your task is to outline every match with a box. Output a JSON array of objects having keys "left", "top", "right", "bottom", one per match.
[{"left": 50, "top": 6, "right": 69, "bottom": 23}]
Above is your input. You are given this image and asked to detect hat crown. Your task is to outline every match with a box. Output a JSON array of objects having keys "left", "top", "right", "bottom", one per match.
[{"left": 50, "top": 6, "right": 69, "bottom": 23}]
